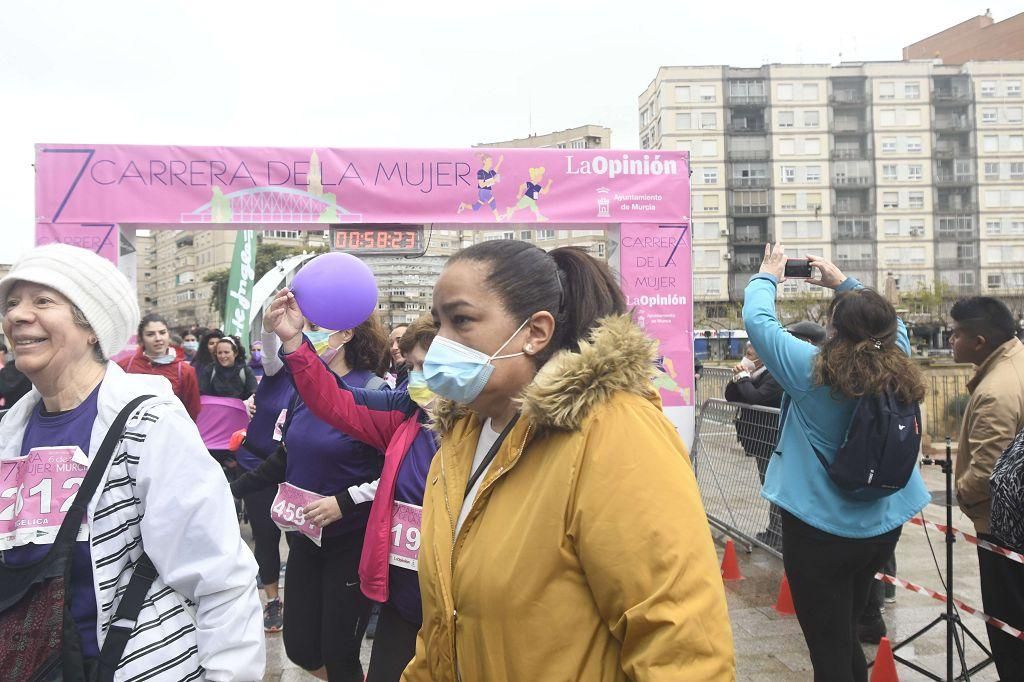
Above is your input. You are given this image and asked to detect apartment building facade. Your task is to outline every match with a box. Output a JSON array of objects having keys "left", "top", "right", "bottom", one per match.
[{"left": 638, "top": 60, "right": 1024, "bottom": 321}]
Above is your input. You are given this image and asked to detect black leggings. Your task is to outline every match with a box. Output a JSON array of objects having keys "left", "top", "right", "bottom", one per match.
[
  {"left": 366, "top": 603, "right": 420, "bottom": 682},
  {"left": 283, "top": 532, "right": 372, "bottom": 682},
  {"left": 781, "top": 511, "right": 899, "bottom": 682},
  {"left": 243, "top": 485, "right": 281, "bottom": 586}
]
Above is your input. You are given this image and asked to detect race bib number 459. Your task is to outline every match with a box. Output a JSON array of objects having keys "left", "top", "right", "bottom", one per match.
[
  {"left": 0, "top": 447, "right": 90, "bottom": 550},
  {"left": 271, "top": 482, "right": 323, "bottom": 547}
]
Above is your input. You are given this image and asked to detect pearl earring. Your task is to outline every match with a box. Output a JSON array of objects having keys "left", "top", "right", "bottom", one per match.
[{"left": 525, "top": 344, "right": 534, "bottom": 354}]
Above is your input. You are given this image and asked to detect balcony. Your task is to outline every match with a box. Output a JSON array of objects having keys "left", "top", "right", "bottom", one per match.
[
  {"left": 936, "top": 202, "right": 977, "bottom": 214},
  {"left": 732, "top": 232, "right": 768, "bottom": 244},
  {"left": 832, "top": 148, "right": 868, "bottom": 161},
  {"left": 830, "top": 91, "right": 868, "bottom": 106},
  {"left": 833, "top": 121, "right": 871, "bottom": 135},
  {"left": 934, "top": 171, "right": 975, "bottom": 186},
  {"left": 933, "top": 89, "right": 971, "bottom": 103},
  {"left": 727, "top": 122, "right": 768, "bottom": 134},
  {"left": 728, "top": 176, "right": 770, "bottom": 189},
  {"left": 934, "top": 147, "right": 972, "bottom": 159},
  {"left": 834, "top": 258, "right": 877, "bottom": 270},
  {"left": 727, "top": 93, "right": 768, "bottom": 106},
  {"left": 731, "top": 260, "right": 762, "bottom": 273},
  {"left": 934, "top": 118, "right": 971, "bottom": 131},
  {"left": 732, "top": 204, "right": 770, "bottom": 217},
  {"left": 728, "top": 149, "right": 770, "bottom": 161},
  {"left": 833, "top": 174, "right": 873, "bottom": 187},
  {"left": 834, "top": 204, "right": 873, "bottom": 217}
]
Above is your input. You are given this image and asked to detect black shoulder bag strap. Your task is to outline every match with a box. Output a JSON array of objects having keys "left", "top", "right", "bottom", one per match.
[
  {"left": 73, "top": 395, "right": 158, "bottom": 682},
  {"left": 464, "top": 413, "right": 520, "bottom": 498}
]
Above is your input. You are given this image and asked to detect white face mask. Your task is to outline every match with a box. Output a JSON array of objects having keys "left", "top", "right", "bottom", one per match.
[{"left": 740, "top": 356, "right": 758, "bottom": 373}]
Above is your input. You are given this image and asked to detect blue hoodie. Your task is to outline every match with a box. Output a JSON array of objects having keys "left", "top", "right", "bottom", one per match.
[{"left": 742, "top": 274, "right": 930, "bottom": 538}]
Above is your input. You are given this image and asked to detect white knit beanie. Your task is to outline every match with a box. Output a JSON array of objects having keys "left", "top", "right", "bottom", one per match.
[{"left": 0, "top": 243, "right": 139, "bottom": 360}]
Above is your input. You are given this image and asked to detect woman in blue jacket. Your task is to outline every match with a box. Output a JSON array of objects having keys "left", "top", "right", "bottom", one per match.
[{"left": 743, "top": 245, "right": 930, "bottom": 682}]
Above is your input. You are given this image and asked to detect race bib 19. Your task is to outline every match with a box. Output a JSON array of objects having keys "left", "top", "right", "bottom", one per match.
[
  {"left": 271, "top": 482, "right": 323, "bottom": 546},
  {"left": 0, "top": 446, "right": 90, "bottom": 550},
  {"left": 389, "top": 501, "right": 422, "bottom": 571}
]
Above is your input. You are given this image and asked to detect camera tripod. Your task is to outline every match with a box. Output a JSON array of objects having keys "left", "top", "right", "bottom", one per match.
[{"left": 883, "top": 438, "right": 992, "bottom": 681}]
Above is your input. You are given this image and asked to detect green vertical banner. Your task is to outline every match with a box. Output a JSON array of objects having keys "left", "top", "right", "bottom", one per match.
[{"left": 224, "top": 230, "right": 257, "bottom": 349}]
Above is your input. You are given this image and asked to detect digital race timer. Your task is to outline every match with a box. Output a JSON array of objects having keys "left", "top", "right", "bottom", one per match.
[{"left": 329, "top": 225, "right": 425, "bottom": 255}]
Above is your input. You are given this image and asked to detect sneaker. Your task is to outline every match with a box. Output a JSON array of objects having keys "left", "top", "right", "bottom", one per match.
[
  {"left": 884, "top": 583, "right": 897, "bottom": 603},
  {"left": 857, "top": 614, "right": 887, "bottom": 644},
  {"left": 263, "top": 598, "right": 283, "bottom": 633}
]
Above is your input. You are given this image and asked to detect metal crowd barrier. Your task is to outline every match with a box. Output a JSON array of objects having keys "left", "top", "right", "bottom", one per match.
[
  {"left": 691, "top": 398, "right": 782, "bottom": 558},
  {"left": 695, "top": 367, "right": 733, "bottom": 412}
]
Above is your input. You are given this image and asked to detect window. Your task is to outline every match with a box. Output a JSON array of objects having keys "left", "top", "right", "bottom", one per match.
[
  {"left": 1008, "top": 107, "right": 1024, "bottom": 124},
  {"left": 806, "top": 166, "right": 821, "bottom": 183},
  {"left": 906, "top": 109, "right": 922, "bottom": 126},
  {"left": 879, "top": 82, "right": 895, "bottom": 99},
  {"left": 520, "top": 230, "right": 533, "bottom": 240},
  {"left": 675, "top": 139, "right": 691, "bottom": 152},
  {"left": 1011, "top": 162, "right": 1024, "bottom": 180},
  {"left": 1012, "top": 221, "right": 1024, "bottom": 235},
  {"left": 1011, "top": 135, "right": 1024, "bottom": 152},
  {"left": 538, "top": 229, "right": 556, "bottom": 240},
  {"left": 882, "top": 138, "right": 897, "bottom": 153},
  {"left": 675, "top": 113, "right": 691, "bottom": 130},
  {"left": 882, "top": 164, "right": 898, "bottom": 181},
  {"left": 909, "top": 191, "right": 924, "bottom": 209},
  {"left": 781, "top": 221, "right": 798, "bottom": 238},
  {"left": 693, "top": 222, "right": 721, "bottom": 240},
  {"left": 907, "top": 137, "right": 922, "bottom": 153},
  {"left": 702, "top": 194, "right": 719, "bottom": 212},
  {"left": 674, "top": 86, "right": 691, "bottom": 102},
  {"left": 802, "top": 83, "right": 819, "bottom": 100},
  {"left": 1009, "top": 81, "right": 1022, "bottom": 97},
  {"left": 986, "top": 190, "right": 1001, "bottom": 207},
  {"left": 880, "top": 109, "right": 897, "bottom": 126},
  {"left": 908, "top": 164, "right": 922, "bottom": 181},
  {"left": 779, "top": 138, "right": 796, "bottom": 155},
  {"left": 700, "top": 112, "right": 717, "bottom": 129},
  {"left": 698, "top": 249, "right": 721, "bottom": 268},
  {"left": 703, "top": 167, "right": 719, "bottom": 184},
  {"left": 909, "top": 219, "right": 924, "bottom": 236},
  {"left": 777, "top": 84, "right": 793, "bottom": 101},
  {"left": 806, "top": 192, "right": 822, "bottom": 211},
  {"left": 781, "top": 193, "right": 797, "bottom": 210},
  {"left": 804, "top": 110, "right": 820, "bottom": 127},
  {"left": 805, "top": 138, "right": 821, "bottom": 155},
  {"left": 699, "top": 85, "right": 716, "bottom": 102},
  {"left": 701, "top": 140, "right": 718, "bottom": 157},
  {"left": 905, "top": 82, "right": 920, "bottom": 99},
  {"left": 982, "top": 162, "right": 999, "bottom": 180},
  {"left": 778, "top": 111, "right": 795, "bottom": 128},
  {"left": 884, "top": 219, "right": 900, "bottom": 236},
  {"left": 984, "top": 135, "right": 999, "bottom": 152},
  {"left": 981, "top": 81, "right": 997, "bottom": 97},
  {"left": 988, "top": 274, "right": 1003, "bottom": 289},
  {"left": 987, "top": 220, "right": 1002, "bottom": 235},
  {"left": 806, "top": 220, "right": 823, "bottom": 238},
  {"left": 779, "top": 166, "right": 794, "bottom": 183},
  {"left": 982, "top": 108, "right": 998, "bottom": 124},
  {"left": 695, "top": 277, "right": 721, "bottom": 295},
  {"left": 883, "top": 192, "right": 899, "bottom": 209}
]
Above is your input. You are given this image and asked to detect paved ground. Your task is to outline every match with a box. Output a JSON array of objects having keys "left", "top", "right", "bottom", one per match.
[{"left": 258, "top": 465, "right": 1002, "bottom": 681}]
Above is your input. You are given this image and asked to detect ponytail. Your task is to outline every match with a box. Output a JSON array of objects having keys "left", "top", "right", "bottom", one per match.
[{"left": 447, "top": 241, "right": 626, "bottom": 365}]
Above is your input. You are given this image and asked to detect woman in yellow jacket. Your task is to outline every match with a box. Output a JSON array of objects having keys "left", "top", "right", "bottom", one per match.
[{"left": 403, "top": 239, "right": 734, "bottom": 681}]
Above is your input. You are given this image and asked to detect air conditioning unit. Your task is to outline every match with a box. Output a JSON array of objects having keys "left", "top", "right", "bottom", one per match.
[
  {"left": 909, "top": 227, "right": 923, "bottom": 237},
  {"left": 720, "top": 228, "right": 730, "bottom": 237},
  {"left": 723, "top": 253, "right": 734, "bottom": 261}
]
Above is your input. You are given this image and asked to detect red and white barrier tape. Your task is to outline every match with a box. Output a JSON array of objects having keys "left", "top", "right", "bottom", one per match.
[
  {"left": 908, "top": 516, "right": 1024, "bottom": 566},
  {"left": 875, "top": 572, "right": 1024, "bottom": 641}
]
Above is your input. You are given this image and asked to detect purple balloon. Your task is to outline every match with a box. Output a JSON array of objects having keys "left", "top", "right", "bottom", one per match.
[{"left": 290, "top": 252, "right": 379, "bottom": 331}]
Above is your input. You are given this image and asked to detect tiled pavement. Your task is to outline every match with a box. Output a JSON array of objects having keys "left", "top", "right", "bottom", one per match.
[{"left": 258, "top": 465, "right": 1003, "bottom": 680}]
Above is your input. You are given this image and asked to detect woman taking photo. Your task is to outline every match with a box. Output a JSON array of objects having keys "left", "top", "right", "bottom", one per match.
[
  {"left": 231, "top": 314, "right": 390, "bottom": 682},
  {"left": 118, "top": 313, "right": 202, "bottom": 420},
  {"left": 387, "top": 240, "right": 732, "bottom": 681},
  {"left": 265, "top": 307, "right": 439, "bottom": 682},
  {"left": 743, "top": 244, "right": 930, "bottom": 682},
  {"left": 198, "top": 336, "right": 258, "bottom": 401},
  {"left": 0, "top": 243, "right": 264, "bottom": 680}
]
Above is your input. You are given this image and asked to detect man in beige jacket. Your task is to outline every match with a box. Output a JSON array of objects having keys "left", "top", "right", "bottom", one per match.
[{"left": 951, "top": 296, "right": 1024, "bottom": 679}]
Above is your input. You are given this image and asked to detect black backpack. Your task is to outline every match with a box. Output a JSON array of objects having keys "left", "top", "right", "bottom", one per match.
[
  {"left": 813, "top": 390, "right": 922, "bottom": 500},
  {"left": 991, "top": 427, "right": 1024, "bottom": 551}
]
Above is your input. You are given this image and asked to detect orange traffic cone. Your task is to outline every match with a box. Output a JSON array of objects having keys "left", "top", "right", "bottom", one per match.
[
  {"left": 773, "top": 574, "right": 796, "bottom": 615},
  {"left": 870, "top": 636, "right": 899, "bottom": 682},
  {"left": 721, "top": 539, "right": 744, "bottom": 581}
]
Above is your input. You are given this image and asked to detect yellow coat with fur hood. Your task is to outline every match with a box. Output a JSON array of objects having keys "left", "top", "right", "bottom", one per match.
[{"left": 401, "top": 315, "right": 735, "bottom": 681}]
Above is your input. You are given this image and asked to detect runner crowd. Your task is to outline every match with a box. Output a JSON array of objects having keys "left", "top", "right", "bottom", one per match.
[{"left": 1, "top": 239, "right": 1022, "bottom": 682}]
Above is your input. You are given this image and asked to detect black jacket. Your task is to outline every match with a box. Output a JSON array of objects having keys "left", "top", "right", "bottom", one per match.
[
  {"left": 0, "top": 362, "right": 32, "bottom": 408},
  {"left": 724, "top": 369, "right": 783, "bottom": 458}
]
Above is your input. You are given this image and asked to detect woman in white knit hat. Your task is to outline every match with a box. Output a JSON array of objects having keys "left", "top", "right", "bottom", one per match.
[{"left": 0, "top": 244, "right": 265, "bottom": 681}]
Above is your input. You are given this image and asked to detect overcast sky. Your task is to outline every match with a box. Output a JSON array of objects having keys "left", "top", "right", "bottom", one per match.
[{"left": 3, "top": 1, "right": 1019, "bottom": 262}]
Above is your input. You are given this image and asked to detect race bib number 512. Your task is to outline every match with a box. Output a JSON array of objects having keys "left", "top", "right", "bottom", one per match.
[{"left": 0, "top": 446, "right": 90, "bottom": 549}]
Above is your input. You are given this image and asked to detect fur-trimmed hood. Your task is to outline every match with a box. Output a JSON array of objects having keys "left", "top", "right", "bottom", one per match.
[{"left": 431, "top": 314, "right": 659, "bottom": 435}]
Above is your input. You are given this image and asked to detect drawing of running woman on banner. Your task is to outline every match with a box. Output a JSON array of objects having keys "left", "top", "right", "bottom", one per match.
[
  {"left": 458, "top": 153, "right": 504, "bottom": 220},
  {"left": 504, "top": 166, "right": 553, "bottom": 222}
]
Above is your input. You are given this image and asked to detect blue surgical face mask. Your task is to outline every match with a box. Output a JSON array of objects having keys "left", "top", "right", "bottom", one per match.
[{"left": 422, "top": 318, "right": 530, "bottom": 404}]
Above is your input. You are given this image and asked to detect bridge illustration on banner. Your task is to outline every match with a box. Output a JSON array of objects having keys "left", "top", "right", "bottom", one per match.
[{"left": 180, "top": 186, "right": 363, "bottom": 224}]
